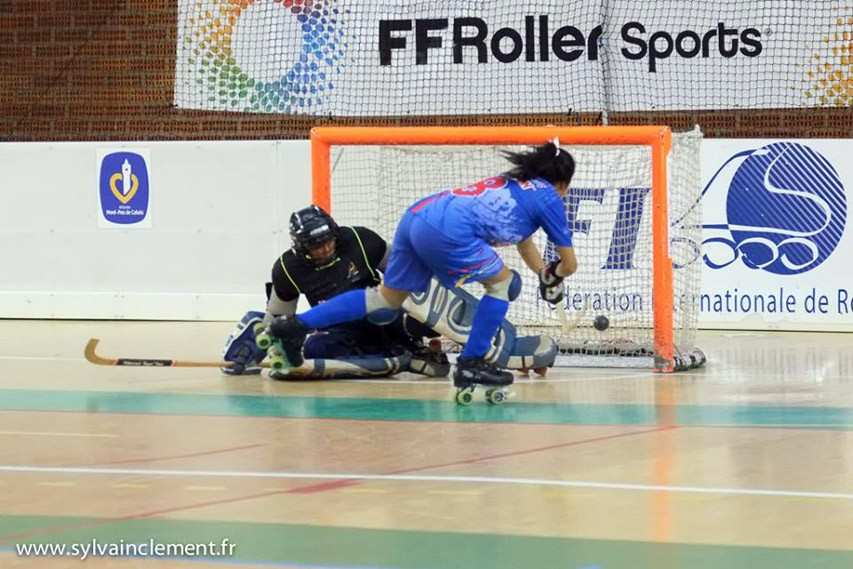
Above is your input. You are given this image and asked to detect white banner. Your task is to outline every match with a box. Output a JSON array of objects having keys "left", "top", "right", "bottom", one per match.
[
  {"left": 697, "top": 139, "right": 852, "bottom": 331},
  {"left": 175, "top": 0, "right": 851, "bottom": 115}
]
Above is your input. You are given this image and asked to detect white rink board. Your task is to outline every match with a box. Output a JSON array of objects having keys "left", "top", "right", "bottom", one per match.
[
  {"left": 0, "top": 141, "right": 312, "bottom": 320},
  {"left": 2, "top": 137, "right": 851, "bottom": 331}
]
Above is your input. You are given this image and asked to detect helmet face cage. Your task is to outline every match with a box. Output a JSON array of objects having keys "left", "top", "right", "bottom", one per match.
[{"left": 289, "top": 205, "right": 339, "bottom": 259}]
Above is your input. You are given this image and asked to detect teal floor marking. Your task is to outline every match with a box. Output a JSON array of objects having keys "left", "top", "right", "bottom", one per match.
[
  {"left": 1, "top": 388, "right": 852, "bottom": 428},
  {"left": 0, "top": 515, "right": 851, "bottom": 569}
]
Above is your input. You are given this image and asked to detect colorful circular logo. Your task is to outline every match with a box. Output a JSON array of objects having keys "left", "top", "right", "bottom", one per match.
[{"left": 184, "top": 0, "right": 347, "bottom": 113}]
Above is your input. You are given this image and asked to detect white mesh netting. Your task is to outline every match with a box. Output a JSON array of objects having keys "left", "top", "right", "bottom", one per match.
[{"left": 328, "top": 130, "right": 704, "bottom": 368}]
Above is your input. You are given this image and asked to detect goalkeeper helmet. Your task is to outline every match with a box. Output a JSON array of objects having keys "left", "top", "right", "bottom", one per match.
[{"left": 289, "top": 205, "right": 340, "bottom": 264}]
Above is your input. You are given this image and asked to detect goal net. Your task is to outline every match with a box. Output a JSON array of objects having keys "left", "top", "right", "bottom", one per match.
[{"left": 313, "top": 126, "right": 704, "bottom": 371}]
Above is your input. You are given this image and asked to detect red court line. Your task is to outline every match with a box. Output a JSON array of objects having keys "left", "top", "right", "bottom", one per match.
[
  {"left": 0, "top": 425, "right": 678, "bottom": 542},
  {"left": 289, "top": 424, "right": 678, "bottom": 494}
]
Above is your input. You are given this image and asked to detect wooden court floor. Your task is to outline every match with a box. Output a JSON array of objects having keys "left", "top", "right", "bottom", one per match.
[{"left": 1, "top": 320, "right": 852, "bottom": 568}]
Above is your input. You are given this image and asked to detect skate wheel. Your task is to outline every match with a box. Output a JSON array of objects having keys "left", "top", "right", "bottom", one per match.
[
  {"left": 269, "top": 355, "right": 287, "bottom": 371},
  {"left": 256, "top": 332, "right": 272, "bottom": 350},
  {"left": 485, "top": 388, "right": 508, "bottom": 405},
  {"left": 253, "top": 322, "right": 266, "bottom": 336},
  {"left": 455, "top": 388, "right": 474, "bottom": 406}
]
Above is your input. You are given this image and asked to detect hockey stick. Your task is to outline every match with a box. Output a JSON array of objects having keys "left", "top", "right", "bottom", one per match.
[
  {"left": 84, "top": 338, "right": 271, "bottom": 369},
  {"left": 551, "top": 297, "right": 590, "bottom": 335}
]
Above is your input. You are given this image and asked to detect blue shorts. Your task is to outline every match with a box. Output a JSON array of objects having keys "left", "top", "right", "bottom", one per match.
[{"left": 383, "top": 210, "right": 504, "bottom": 292}]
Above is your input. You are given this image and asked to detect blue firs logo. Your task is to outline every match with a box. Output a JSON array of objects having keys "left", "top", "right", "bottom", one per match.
[
  {"left": 99, "top": 152, "right": 149, "bottom": 225},
  {"left": 704, "top": 142, "right": 846, "bottom": 274}
]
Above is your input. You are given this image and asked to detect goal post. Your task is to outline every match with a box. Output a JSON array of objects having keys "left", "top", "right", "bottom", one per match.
[{"left": 311, "top": 126, "right": 703, "bottom": 373}]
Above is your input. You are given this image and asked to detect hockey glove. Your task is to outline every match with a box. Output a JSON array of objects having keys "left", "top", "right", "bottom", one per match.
[{"left": 538, "top": 260, "right": 565, "bottom": 305}]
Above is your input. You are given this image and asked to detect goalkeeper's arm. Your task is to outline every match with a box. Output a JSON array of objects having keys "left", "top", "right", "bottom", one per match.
[{"left": 263, "top": 288, "right": 298, "bottom": 326}]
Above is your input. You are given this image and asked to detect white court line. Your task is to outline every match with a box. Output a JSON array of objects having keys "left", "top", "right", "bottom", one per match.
[{"left": 0, "top": 464, "right": 850, "bottom": 501}]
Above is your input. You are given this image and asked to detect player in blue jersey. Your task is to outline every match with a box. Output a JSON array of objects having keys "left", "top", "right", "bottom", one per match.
[{"left": 265, "top": 141, "right": 578, "bottom": 388}]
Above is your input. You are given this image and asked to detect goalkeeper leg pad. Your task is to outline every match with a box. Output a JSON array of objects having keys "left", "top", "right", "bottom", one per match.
[
  {"left": 402, "top": 278, "right": 557, "bottom": 369},
  {"left": 222, "top": 310, "right": 267, "bottom": 375},
  {"left": 268, "top": 353, "right": 411, "bottom": 380}
]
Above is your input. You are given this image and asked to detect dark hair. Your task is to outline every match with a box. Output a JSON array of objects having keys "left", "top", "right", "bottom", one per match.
[{"left": 502, "top": 142, "right": 575, "bottom": 186}]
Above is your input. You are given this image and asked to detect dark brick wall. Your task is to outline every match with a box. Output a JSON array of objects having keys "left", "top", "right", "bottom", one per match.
[{"left": 1, "top": 1, "right": 850, "bottom": 141}]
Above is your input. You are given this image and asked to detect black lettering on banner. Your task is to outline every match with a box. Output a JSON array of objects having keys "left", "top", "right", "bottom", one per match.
[
  {"left": 701, "top": 27, "right": 718, "bottom": 57},
  {"left": 740, "top": 28, "right": 763, "bottom": 56},
  {"left": 453, "top": 17, "right": 488, "bottom": 63},
  {"left": 379, "top": 20, "right": 411, "bottom": 66},
  {"left": 675, "top": 30, "right": 701, "bottom": 57},
  {"left": 379, "top": 17, "right": 763, "bottom": 69},
  {"left": 621, "top": 22, "right": 647, "bottom": 60},
  {"left": 648, "top": 30, "right": 674, "bottom": 71},
  {"left": 491, "top": 26, "right": 524, "bottom": 63},
  {"left": 524, "top": 15, "right": 536, "bottom": 61},
  {"left": 587, "top": 25, "right": 602, "bottom": 60},
  {"left": 552, "top": 25, "right": 585, "bottom": 62},
  {"left": 415, "top": 19, "right": 448, "bottom": 64},
  {"left": 538, "top": 15, "right": 550, "bottom": 61},
  {"left": 717, "top": 22, "right": 739, "bottom": 57}
]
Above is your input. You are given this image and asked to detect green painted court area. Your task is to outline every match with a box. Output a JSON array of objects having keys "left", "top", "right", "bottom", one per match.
[
  {"left": 2, "top": 515, "right": 852, "bottom": 569},
  {"left": 1, "top": 388, "right": 852, "bottom": 428}
]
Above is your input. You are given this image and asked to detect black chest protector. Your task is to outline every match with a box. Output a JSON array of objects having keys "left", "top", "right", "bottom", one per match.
[{"left": 278, "top": 227, "right": 382, "bottom": 306}]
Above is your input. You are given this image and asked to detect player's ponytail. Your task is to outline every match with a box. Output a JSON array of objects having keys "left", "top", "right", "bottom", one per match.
[{"left": 502, "top": 142, "right": 575, "bottom": 186}]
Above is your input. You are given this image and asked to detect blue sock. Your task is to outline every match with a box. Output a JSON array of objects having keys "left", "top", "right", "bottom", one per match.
[
  {"left": 298, "top": 289, "right": 367, "bottom": 329},
  {"left": 461, "top": 295, "right": 510, "bottom": 359}
]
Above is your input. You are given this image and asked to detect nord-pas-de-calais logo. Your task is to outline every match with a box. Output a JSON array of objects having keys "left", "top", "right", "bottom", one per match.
[
  {"left": 701, "top": 142, "right": 846, "bottom": 274},
  {"left": 98, "top": 151, "right": 150, "bottom": 228}
]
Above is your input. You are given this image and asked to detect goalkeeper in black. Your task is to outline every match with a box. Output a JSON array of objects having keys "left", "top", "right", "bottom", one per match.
[{"left": 221, "top": 205, "right": 448, "bottom": 379}]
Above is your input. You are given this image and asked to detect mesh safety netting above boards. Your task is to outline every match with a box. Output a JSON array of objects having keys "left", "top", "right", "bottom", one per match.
[{"left": 175, "top": 0, "right": 851, "bottom": 116}]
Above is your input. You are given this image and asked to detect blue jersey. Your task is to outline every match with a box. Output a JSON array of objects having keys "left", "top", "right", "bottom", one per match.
[{"left": 410, "top": 175, "right": 573, "bottom": 248}]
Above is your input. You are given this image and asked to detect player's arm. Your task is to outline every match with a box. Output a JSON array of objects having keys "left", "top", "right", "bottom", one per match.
[
  {"left": 534, "top": 195, "right": 578, "bottom": 304},
  {"left": 516, "top": 236, "right": 545, "bottom": 274},
  {"left": 551, "top": 246, "right": 577, "bottom": 278},
  {"left": 538, "top": 193, "right": 578, "bottom": 278},
  {"left": 264, "top": 288, "right": 298, "bottom": 325},
  {"left": 517, "top": 237, "right": 576, "bottom": 276},
  {"left": 265, "top": 257, "right": 301, "bottom": 325}
]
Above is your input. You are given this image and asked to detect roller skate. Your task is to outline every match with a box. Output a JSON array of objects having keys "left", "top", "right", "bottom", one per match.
[
  {"left": 255, "top": 316, "right": 309, "bottom": 371},
  {"left": 453, "top": 356, "right": 514, "bottom": 406},
  {"left": 409, "top": 339, "right": 451, "bottom": 378}
]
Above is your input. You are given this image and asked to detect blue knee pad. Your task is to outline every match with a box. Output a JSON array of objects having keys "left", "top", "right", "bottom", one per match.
[
  {"left": 508, "top": 269, "right": 522, "bottom": 301},
  {"left": 366, "top": 308, "right": 400, "bottom": 325}
]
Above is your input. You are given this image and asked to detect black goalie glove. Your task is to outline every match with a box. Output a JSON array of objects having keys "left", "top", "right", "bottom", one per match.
[{"left": 538, "top": 260, "right": 565, "bottom": 305}]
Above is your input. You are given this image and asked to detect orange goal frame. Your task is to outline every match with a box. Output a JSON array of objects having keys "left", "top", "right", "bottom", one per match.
[{"left": 311, "top": 126, "right": 675, "bottom": 372}]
